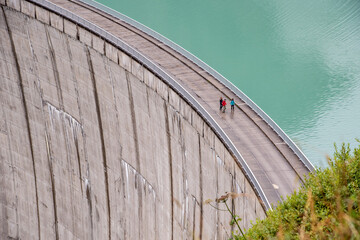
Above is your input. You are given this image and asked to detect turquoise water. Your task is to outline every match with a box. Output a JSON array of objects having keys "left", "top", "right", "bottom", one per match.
[{"left": 98, "top": 0, "right": 360, "bottom": 168}]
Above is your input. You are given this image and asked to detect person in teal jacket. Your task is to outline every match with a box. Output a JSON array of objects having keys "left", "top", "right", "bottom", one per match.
[{"left": 230, "top": 98, "right": 235, "bottom": 112}]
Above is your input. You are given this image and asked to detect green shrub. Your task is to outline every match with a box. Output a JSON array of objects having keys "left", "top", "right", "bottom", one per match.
[{"left": 236, "top": 140, "right": 360, "bottom": 240}]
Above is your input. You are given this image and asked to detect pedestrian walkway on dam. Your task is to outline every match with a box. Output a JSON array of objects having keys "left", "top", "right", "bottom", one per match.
[{"left": 46, "top": 0, "right": 310, "bottom": 206}]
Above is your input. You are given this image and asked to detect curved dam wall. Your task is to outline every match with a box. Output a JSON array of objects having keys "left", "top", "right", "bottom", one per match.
[{"left": 0, "top": 1, "right": 266, "bottom": 239}]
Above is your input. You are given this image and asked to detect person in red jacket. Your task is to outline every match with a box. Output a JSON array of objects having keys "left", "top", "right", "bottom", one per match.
[{"left": 222, "top": 99, "right": 227, "bottom": 113}]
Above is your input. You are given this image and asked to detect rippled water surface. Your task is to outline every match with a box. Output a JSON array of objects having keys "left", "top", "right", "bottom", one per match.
[{"left": 98, "top": 0, "right": 360, "bottom": 167}]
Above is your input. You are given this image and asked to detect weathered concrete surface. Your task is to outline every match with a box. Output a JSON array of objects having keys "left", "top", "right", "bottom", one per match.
[{"left": 0, "top": 2, "right": 266, "bottom": 239}]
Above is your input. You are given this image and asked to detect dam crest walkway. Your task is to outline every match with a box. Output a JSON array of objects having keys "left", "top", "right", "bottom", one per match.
[{"left": 42, "top": 0, "right": 312, "bottom": 208}]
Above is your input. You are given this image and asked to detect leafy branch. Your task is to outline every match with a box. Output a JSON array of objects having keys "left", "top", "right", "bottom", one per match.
[{"left": 205, "top": 192, "right": 252, "bottom": 239}]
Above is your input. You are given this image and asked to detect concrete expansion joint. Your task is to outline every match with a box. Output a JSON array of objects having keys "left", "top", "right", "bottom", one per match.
[
  {"left": 2, "top": 4, "right": 42, "bottom": 238},
  {"left": 85, "top": 45, "right": 112, "bottom": 240}
]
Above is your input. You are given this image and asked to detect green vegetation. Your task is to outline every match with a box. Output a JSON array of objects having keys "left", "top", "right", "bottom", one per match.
[{"left": 236, "top": 141, "right": 360, "bottom": 239}]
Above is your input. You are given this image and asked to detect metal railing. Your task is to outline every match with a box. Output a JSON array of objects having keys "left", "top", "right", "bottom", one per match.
[
  {"left": 76, "top": 0, "right": 316, "bottom": 173},
  {"left": 26, "top": 0, "right": 273, "bottom": 210}
]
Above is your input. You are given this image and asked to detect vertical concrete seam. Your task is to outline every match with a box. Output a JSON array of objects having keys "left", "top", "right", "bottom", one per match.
[
  {"left": 116, "top": 50, "right": 120, "bottom": 65},
  {"left": 102, "top": 37, "right": 105, "bottom": 55},
  {"left": 145, "top": 87, "right": 151, "bottom": 117},
  {"left": 2, "top": 6, "right": 41, "bottom": 239},
  {"left": 125, "top": 70, "right": 142, "bottom": 239},
  {"left": 45, "top": 26, "right": 64, "bottom": 109},
  {"left": 255, "top": 193, "right": 257, "bottom": 214},
  {"left": 1, "top": 103, "right": 19, "bottom": 238},
  {"left": 44, "top": 132, "right": 59, "bottom": 240},
  {"left": 119, "top": 160, "right": 127, "bottom": 239},
  {"left": 198, "top": 134, "right": 203, "bottom": 240},
  {"left": 26, "top": 12, "right": 63, "bottom": 240},
  {"left": 68, "top": 41, "right": 93, "bottom": 239},
  {"left": 231, "top": 176, "right": 235, "bottom": 234},
  {"left": 104, "top": 56, "right": 124, "bottom": 239},
  {"left": 105, "top": 57, "right": 122, "bottom": 159},
  {"left": 65, "top": 36, "right": 87, "bottom": 195},
  {"left": 179, "top": 116, "right": 189, "bottom": 236},
  {"left": 215, "top": 149, "right": 220, "bottom": 239},
  {"left": 192, "top": 196, "right": 196, "bottom": 240},
  {"left": 244, "top": 177, "right": 246, "bottom": 227},
  {"left": 125, "top": 70, "right": 141, "bottom": 172},
  {"left": 164, "top": 101, "right": 174, "bottom": 240},
  {"left": 154, "top": 190, "right": 159, "bottom": 240},
  {"left": 74, "top": 136, "right": 83, "bottom": 193},
  {"left": 86, "top": 47, "right": 111, "bottom": 240},
  {"left": 76, "top": 25, "right": 80, "bottom": 40},
  {"left": 46, "top": 25, "right": 80, "bottom": 234},
  {"left": 85, "top": 175, "right": 94, "bottom": 240},
  {"left": 45, "top": 24, "right": 78, "bottom": 238}
]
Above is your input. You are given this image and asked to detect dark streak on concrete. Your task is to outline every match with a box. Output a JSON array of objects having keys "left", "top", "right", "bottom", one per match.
[
  {"left": 74, "top": 138, "right": 83, "bottom": 194},
  {"left": 1, "top": 67, "right": 21, "bottom": 239},
  {"left": 1, "top": 99, "right": 19, "bottom": 238},
  {"left": 66, "top": 38, "right": 94, "bottom": 238},
  {"left": 85, "top": 178, "right": 94, "bottom": 240},
  {"left": 198, "top": 134, "right": 203, "bottom": 239},
  {"left": 76, "top": 25, "right": 80, "bottom": 40},
  {"left": 231, "top": 177, "right": 236, "bottom": 234},
  {"left": 244, "top": 177, "right": 247, "bottom": 226},
  {"left": 45, "top": 26, "right": 64, "bottom": 110},
  {"left": 125, "top": 70, "right": 142, "bottom": 240},
  {"left": 216, "top": 152, "right": 220, "bottom": 239},
  {"left": 65, "top": 36, "right": 86, "bottom": 196},
  {"left": 164, "top": 102, "right": 174, "bottom": 240},
  {"left": 105, "top": 57, "right": 122, "bottom": 164},
  {"left": 44, "top": 133, "right": 59, "bottom": 240},
  {"left": 154, "top": 190, "right": 158, "bottom": 240},
  {"left": 86, "top": 47, "right": 111, "bottom": 240},
  {"left": 125, "top": 70, "right": 141, "bottom": 173},
  {"left": 119, "top": 161, "right": 127, "bottom": 239},
  {"left": 146, "top": 87, "right": 151, "bottom": 118},
  {"left": 192, "top": 196, "right": 196, "bottom": 240},
  {"left": 2, "top": 6, "right": 41, "bottom": 240}
]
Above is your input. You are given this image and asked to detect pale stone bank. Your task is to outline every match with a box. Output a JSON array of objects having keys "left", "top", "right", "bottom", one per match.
[{"left": 0, "top": 0, "right": 266, "bottom": 239}]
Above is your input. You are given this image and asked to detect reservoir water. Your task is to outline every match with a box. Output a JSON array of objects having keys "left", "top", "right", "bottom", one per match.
[{"left": 97, "top": 0, "right": 360, "bottom": 168}]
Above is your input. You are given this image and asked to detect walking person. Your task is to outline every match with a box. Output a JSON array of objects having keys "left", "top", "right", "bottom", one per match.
[
  {"left": 219, "top": 97, "right": 223, "bottom": 111},
  {"left": 222, "top": 99, "right": 227, "bottom": 112},
  {"left": 230, "top": 98, "right": 235, "bottom": 112}
]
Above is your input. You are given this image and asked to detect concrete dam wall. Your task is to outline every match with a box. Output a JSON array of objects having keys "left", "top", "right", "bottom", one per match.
[{"left": 0, "top": 1, "right": 266, "bottom": 239}]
